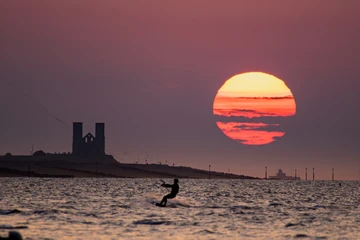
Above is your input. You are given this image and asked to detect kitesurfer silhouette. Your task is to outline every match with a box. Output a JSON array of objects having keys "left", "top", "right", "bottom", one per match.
[{"left": 158, "top": 179, "right": 179, "bottom": 206}]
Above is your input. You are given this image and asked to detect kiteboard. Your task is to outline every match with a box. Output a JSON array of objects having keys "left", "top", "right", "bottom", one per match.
[{"left": 155, "top": 203, "right": 166, "bottom": 207}]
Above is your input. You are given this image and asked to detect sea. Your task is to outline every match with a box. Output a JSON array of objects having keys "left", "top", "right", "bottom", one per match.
[{"left": 0, "top": 178, "right": 359, "bottom": 240}]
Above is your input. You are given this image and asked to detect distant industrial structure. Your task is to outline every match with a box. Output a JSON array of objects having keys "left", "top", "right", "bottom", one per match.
[
  {"left": 72, "top": 122, "right": 105, "bottom": 156},
  {"left": 269, "top": 168, "right": 300, "bottom": 180}
]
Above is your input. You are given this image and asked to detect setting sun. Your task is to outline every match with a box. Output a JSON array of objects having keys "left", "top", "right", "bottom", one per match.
[{"left": 213, "top": 72, "right": 296, "bottom": 145}]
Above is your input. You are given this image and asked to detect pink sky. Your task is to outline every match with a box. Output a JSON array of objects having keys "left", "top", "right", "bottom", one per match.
[{"left": 1, "top": 1, "right": 360, "bottom": 180}]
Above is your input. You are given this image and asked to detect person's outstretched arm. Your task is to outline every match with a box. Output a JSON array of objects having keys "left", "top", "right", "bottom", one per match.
[{"left": 161, "top": 184, "right": 173, "bottom": 188}]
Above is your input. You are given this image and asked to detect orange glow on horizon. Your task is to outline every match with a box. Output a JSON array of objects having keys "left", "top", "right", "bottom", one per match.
[{"left": 213, "top": 72, "right": 296, "bottom": 145}]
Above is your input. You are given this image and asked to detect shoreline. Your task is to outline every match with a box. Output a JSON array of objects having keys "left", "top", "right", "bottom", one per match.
[{"left": 0, "top": 154, "right": 258, "bottom": 179}]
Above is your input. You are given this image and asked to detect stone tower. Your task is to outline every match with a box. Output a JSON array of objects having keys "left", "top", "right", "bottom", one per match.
[
  {"left": 72, "top": 122, "right": 83, "bottom": 156},
  {"left": 72, "top": 122, "right": 106, "bottom": 156},
  {"left": 95, "top": 123, "right": 105, "bottom": 155}
]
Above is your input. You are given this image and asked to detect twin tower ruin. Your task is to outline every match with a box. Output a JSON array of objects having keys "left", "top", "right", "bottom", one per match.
[{"left": 72, "top": 122, "right": 105, "bottom": 156}]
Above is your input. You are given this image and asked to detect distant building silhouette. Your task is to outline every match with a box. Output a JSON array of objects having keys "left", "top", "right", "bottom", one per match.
[
  {"left": 269, "top": 168, "right": 300, "bottom": 180},
  {"left": 72, "top": 122, "right": 105, "bottom": 156},
  {"left": 33, "top": 150, "right": 46, "bottom": 156}
]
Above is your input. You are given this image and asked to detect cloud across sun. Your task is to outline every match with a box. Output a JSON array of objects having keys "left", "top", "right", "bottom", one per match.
[{"left": 213, "top": 72, "right": 296, "bottom": 145}]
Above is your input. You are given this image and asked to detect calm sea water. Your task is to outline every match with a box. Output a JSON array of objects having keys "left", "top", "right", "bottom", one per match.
[{"left": 0, "top": 178, "right": 360, "bottom": 239}]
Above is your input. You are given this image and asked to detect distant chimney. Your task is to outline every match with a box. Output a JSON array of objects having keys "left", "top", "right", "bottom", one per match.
[
  {"left": 313, "top": 168, "right": 315, "bottom": 181},
  {"left": 265, "top": 166, "right": 267, "bottom": 179},
  {"left": 72, "top": 122, "right": 83, "bottom": 155},
  {"left": 95, "top": 123, "right": 105, "bottom": 155}
]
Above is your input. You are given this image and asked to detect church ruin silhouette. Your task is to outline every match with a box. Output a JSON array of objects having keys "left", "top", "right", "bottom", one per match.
[{"left": 72, "top": 122, "right": 105, "bottom": 156}]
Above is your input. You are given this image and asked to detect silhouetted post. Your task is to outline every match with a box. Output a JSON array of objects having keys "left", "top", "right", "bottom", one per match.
[
  {"left": 209, "top": 165, "right": 211, "bottom": 179},
  {"left": 28, "top": 161, "right": 31, "bottom": 177},
  {"left": 305, "top": 168, "right": 307, "bottom": 180},
  {"left": 313, "top": 168, "right": 315, "bottom": 181},
  {"left": 96, "top": 160, "right": 99, "bottom": 178},
  {"left": 295, "top": 169, "right": 297, "bottom": 180},
  {"left": 332, "top": 168, "right": 334, "bottom": 181},
  {"left": 265, "top": 166, "right": 267, "bottom": 179}
]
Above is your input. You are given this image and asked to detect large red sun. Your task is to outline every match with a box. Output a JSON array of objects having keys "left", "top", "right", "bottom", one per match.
[{"left": 213, "top": 72, "right": 296, "bottom": 145}]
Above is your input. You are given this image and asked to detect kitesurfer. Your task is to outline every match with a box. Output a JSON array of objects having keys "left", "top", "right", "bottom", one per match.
[{"left": 158, "top": 179, "right": 179, "bottom": 206}]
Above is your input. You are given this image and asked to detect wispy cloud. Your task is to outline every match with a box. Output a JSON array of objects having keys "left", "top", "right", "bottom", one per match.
[
  {"left": 216, "top": 95, "right": 294, "bottom": 100},
  {"left": 213, "top": 95, "right": 296, "bottom": 118},
  {"left": 216, "top": 121, "right": 285, "bottom": 145},
  {"left": 213, "top": 108, "right": 293, "bottom": 118}
]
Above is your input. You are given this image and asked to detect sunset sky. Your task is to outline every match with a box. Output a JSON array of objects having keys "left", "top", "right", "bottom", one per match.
[{"left": 1, "top": 1, "right": 360, "bottom": 180}]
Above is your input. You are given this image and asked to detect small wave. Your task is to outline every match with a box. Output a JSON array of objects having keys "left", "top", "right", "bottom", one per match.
[
  {"left": 33, "top": 209, "right": 59, "bottom": 215},
  {"left": 195, "top": 211, "right": 215, "bottom": 216},
  {"left": 197, "top": 229, "right": 215, "bottom": 234},
  {"left": 0, "top": 209, "right": 22, "bottom": 215},
  {"left": 230, "top": 205, "right": 254, "bottom": 210},
  {"left": 311, "top": 205, "right": 334, "bottom": 210},
  {"left": 83, "top": 213, "right": 100, "bottom": 218},
  {"left": 82, "top": 221, "right": 94, "bottom": 225},
  {"left": 313, "top": 205, "right": 327, "bottom": 209},
  {"left": 0, "top": 225, "right": 28, "bottom": 230},
  {"left": 269, "top": 203, "right": 284, "bottom": 207},
  {"left": 285, "top": 223, "right": 304, "bottom": 228},
  {"left": 110, "top": 204, "right": 130, "bottom": 209},
  {"left": 133, "top": 219, "right": 171, "bottom": 225},
  {"left": 232, "top": 210, "right": 245, "bottom": 215},
  {"left": 100, "top": 220, "right": 124, "bottom": 226},
  {"left": 59, "top": 205, "right": 77, "bottom": 210},
  {"left": 295, "top": 234, "right": 310, "bottom": 238},
  {"left": 170, "top": 200, "right": 191, "bottom": 208},
  {"left": 144, "top": 194, "right": 191, "bottom": 208},
  {"left": 207, "top": 206, "right": 223, "bottom": 209}
]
